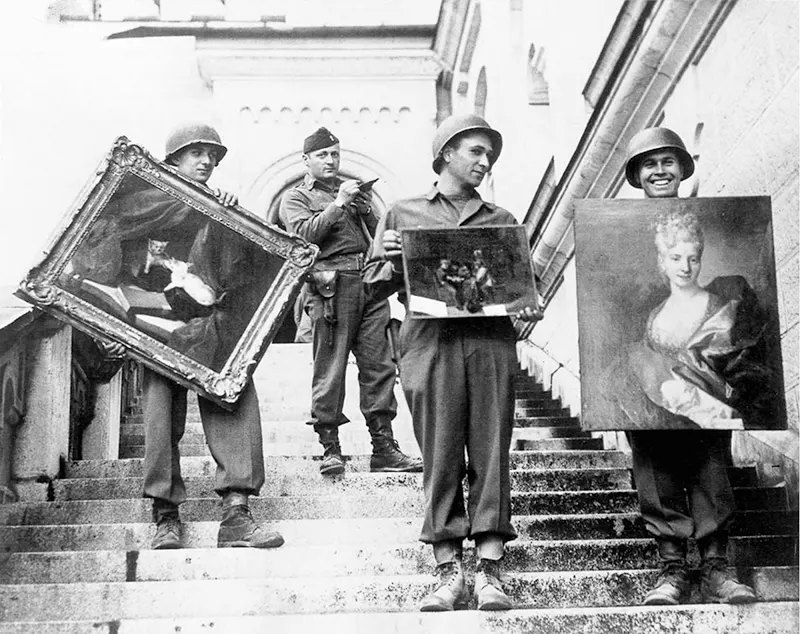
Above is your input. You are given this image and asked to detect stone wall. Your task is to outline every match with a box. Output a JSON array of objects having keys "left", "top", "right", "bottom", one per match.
[{"left": 525, "top": 0, "right": 799, "bottom": 492}]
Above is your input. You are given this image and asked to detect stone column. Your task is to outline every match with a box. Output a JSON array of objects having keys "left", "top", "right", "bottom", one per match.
[
  {"left": 12, "top": 321, "right": 72, "bottom": 501},
  {"left": 81, "top": 372, "right": 122, "bottom": 461}
]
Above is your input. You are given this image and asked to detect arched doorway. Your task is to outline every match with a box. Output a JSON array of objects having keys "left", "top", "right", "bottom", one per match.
[{"left": 252, "top": 152, "right": 397, "bottom": 343}]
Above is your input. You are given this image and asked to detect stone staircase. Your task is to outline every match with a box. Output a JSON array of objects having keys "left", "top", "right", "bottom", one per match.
[{"left": 0, "top": 343, "right": 797, "bottom": 632}]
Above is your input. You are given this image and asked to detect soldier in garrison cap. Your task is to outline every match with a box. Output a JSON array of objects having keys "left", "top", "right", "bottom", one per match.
[
  {"left": 621, "top": 126, "right": 756, "bottom": 607},
  {"left": 279, "top": 127, "right": 422, "bottom": 477},
  {"left": 363, "top": 114, "right": 543, "bottom": 612}
]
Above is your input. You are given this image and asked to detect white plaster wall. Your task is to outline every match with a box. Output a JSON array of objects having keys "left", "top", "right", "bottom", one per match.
[
  {"left": 0, "top": 8, "right": 216, "bottom": 289},
  {"left": 446, "top": 0, "right": 624, "bottom": 219},
  {"left": 523, "top": 0, "right": 799, "bottom": 466},
  {"left": 213, "top": 76, "right": 439, "bottom": 215}
]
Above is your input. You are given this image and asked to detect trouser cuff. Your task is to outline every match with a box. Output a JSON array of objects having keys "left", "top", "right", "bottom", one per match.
[
  {"left": 475, "top": 534, "right": 505, "bottom": 560},
  {"left": 221, "top": 490, "right": 249, "bottom": 510},
  {"left": 432, "top": 539, "right": 463, "bottom": 564}
]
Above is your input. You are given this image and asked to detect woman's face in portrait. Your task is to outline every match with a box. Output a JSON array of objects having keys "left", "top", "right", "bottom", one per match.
[{"left": 660, "top": 240, "right": 702, "bottom": 289}]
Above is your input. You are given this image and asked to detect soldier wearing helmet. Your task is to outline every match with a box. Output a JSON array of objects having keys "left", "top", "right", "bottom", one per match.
[
  {"left": 82, "top": 122, "right": 284, "bottom": 552},
  {"left": 623, "top": 127, "right": 756, "bottom": 606},
  {"left": 363, "top": 113, "right": 542, "bottom": 612}
]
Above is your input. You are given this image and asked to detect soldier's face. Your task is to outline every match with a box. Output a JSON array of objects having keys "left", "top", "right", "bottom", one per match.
[
  {"left": 638, "top": 149, "right": 683, "bottom": 198},
  {"left": 304, "top": 144, "right": 341, "bottom": 181},
  {"left": 173, "top": 144, "right": 219, "bottom": 184},
  {"left": 442, "top": 132, "right": 495, "bottom": 188}
]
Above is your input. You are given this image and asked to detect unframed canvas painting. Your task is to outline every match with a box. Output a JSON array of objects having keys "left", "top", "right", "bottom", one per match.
[{"left": 575, "top": 196, "right": 786, "bottom": 431}]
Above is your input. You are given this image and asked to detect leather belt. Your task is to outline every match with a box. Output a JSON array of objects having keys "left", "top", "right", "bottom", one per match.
[{"left": 312, "top": 253, "right": 366, "bottom": 272}]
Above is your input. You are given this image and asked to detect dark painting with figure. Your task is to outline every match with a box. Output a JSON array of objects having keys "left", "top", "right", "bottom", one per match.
[
  {"left": 401, "top": 225, "right": 537, "bottom": 318},
  {"left": 575, "top": 196, "right": 786, "bottom": 431},
  {"left": 60, "top": 170, "right": 280, "bottom": 373},
  {"left": 17, "top": 137, "right": 317, "bottom": 407}
]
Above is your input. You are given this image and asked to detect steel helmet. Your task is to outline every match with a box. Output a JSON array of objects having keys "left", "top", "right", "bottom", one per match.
[
  {"left": 624, "top": 127, "right": 694, "bottom": 188},
  {"left": 431, "top": 113, "right": 503, "bottom": 174},
  {"left": 164, "top": 123, "right": 228, "bottom": 164}
]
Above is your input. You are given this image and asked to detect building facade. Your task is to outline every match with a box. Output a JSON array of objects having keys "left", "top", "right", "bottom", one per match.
[{"left": 1, "top": 0, "right": 797, "bottom": 496}]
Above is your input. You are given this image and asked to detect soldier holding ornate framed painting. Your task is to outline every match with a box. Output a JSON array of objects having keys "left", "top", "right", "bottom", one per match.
[{"left": 17, "top": 124, "right": 317, "bottom": 551}]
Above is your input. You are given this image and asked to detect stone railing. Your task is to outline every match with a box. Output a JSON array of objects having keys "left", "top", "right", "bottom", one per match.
[{"left": 0, "top": 293, "right": 126, "bottom": 503}]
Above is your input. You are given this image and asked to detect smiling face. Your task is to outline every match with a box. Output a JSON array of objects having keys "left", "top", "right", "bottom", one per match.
[
  {"left": 638, "top": 149, "right": 683, "bottom": 198},
  {"left": 172, "top": 143, "right": 219, "bottom": 184},
  {"left": 304, "top": 144, "right": 341, "bottom": 183},
  {"left": 659, "top": 239, "right": 702, "bottom": 289},
  {"left": 442, "top": 131, "right": 495, "bottom": 189}
]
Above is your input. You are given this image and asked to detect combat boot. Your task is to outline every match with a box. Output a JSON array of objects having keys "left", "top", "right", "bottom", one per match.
[
  {"left": 643, "top": 538, "right": 689, "bottom": 605},
  {"left": 368, "top": 418, "right": 423, "bottom": 473},
  {"left": 314, "top": 423, "right": 345, "bottom": 476},
  {"left": 698, "top": 532, "right": 757, "bottom": 604},
  {"left": 420, "top": 558, "right": 467, "bottom": 611},
  {"left": 151, "top": 501, "right": 182, "bottom": 550},
  {"left": 217, "top": 491, "right": 285, "bottom": 548},
  {"left": 474, "top": 558, "right": 513, "bottom": 611}
]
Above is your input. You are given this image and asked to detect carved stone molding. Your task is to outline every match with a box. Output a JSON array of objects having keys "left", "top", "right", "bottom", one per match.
[
  {"left": 198, "top": 53, "right": 442, "bottom": 83},
  {"left": 239, "top": 105, "right": 414, "bottom": 126},
  {"left": 530, "top": 0, "right": 736, "bottom": 299}
]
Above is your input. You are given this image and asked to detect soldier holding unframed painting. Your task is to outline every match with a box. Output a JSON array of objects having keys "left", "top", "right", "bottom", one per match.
[
  {"left": 364, "top": 114, "right": 542, "bottom": 612},
  {"left": 621, "top": 127, "right": 757, "bottom": 606}
]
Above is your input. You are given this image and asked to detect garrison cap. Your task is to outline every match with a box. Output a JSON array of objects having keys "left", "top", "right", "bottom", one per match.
[{"left": 303, "top": 127, "right": 340, "bottom": 154}]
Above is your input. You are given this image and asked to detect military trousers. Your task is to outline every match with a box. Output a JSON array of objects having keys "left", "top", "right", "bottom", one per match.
[
  {"left": 304, "top": 271, "right": 397, "bottom": 427},
  {"left": 627, "top": 430, "right": 735, "bottom": 540},
  {"left": 397, "top": 318, "right": 518, "bottom": 545},
  {"left": 142, "top": 368, "right": 265, "bottom": 506}
]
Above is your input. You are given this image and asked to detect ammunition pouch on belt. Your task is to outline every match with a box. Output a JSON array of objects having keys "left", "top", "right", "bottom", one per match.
[{"left": 307, "top": 270, "right": 338, "bottom": 325}]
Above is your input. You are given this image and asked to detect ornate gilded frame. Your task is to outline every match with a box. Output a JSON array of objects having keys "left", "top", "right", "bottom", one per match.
[{"left": 16, "top": 136, "right": 318, "bottom": 408}]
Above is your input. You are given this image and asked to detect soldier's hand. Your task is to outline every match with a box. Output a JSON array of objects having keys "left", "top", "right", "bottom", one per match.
[
  {"left": 382, "top": 230, "right": 403, "bottom": 267},
  {"left": 96, "top": 339, "right": 126, "bottom": 359},
  {"left": 213, "top": 188, "right": 238, "bottom": 207},
  {"left": 513, "top": 305, "right": 544, "bottom": 340},
  {"left": 335, "top": 180, "right": 360, "bottom": 208},
  {"left": 352, "top": 190, "right": 373, "bottom": 216}
]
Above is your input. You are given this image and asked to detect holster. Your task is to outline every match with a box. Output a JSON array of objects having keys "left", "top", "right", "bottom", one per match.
[{"left": 308, "top": 270, "right": 338, "bottom": 326}]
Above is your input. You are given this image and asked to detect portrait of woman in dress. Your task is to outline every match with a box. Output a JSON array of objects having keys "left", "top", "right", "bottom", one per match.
[{"left": 616, "top": 209, "right": 781, "bottom": 430}]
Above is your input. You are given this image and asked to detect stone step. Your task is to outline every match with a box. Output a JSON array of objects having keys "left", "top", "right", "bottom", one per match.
[
  {"left": 120, "top": 431, "right": 604, "bottom": 457},
  {"left": 0, "top": 566, "right": 795, "bottom": 621},
  {"left": 515, "top": 438, "right": 604, "bottom": 450},
  {"left": 52, "top": 468, "right": 636, "bottom": 501},
  {"left": 1, "top": 536, "right": 795, "bottom": 585},
  {"left": 65, "top": 450, "right": 634, "bottom": 479},
  {"left": 512, "top": 427, "right": 592, "bottom": 440},
  {"left": 1, "top": 488, "right": 786, "bottom": 526},
  {"left": 514, "top": 396, "right": 559, "bottom": 407},
  {"left": 4, "top": 510, "right": 794, "bottom": 554},
  {"left": 2, "top": 602, "right": 795, "bottom": 634},
  {"left": 515, "top": 407, "right": 570, "bottom": 418},
  {"left": 513, "top": 416, "right": 581, "bottom": 429}
]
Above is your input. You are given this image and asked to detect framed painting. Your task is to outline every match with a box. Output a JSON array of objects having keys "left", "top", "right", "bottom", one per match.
[
  {"left": 16, "top": 136, "right": 318, "bottom": 408},
  {"left": 574, "top": 196, "right": 786, "bottom": 431},
  {"left": 401, "top": 225, "right": 537, "bottom": 318}
]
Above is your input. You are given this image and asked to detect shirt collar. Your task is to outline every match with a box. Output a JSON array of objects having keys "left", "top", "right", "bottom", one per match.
[
  {"left": 427, "top": 183, "right": 497, "bottom": 211},
  {"left": 303, "top": 173, "right": 341, "bottom": 193}
]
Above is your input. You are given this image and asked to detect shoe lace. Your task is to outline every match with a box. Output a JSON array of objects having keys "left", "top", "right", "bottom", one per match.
[
  {"left": 476, "top": 559, "right": 503, "bottom": 589},
  {"left": 435, "top": 561, "right": 461, "bottom": 589},
  {"left": 702, "top": 557, "right": 734, "bottom": 579},
  {"left": 157, "top": 514, "right": 180, "bottom": 534},
  {"left": 657, "top": 560, "right": 687, "bottom": 585}
]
